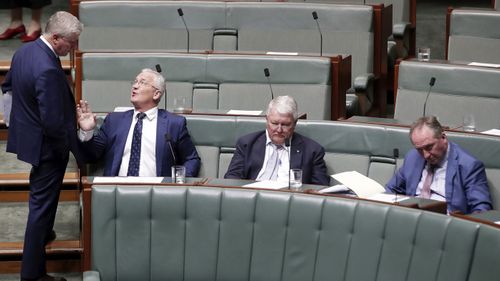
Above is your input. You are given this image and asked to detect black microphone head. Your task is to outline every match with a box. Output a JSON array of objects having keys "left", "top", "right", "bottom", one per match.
[
  {"left": 285, "top": 138, "right": 291, "bottom": 147},
  {"left": 177, "top": 8, "right": 184, "bottom": 16},
  {"left": 393, "top": 148, "right": 399, "bottom": 158},
  {"left": 264, "top": 68, "right": 270, "bottom": 77},
  {"left": 155, "top": 64, "right": 162, "bottom": 73},
  {"left": 429, "top": 77, "right": 436, "bottom": 86},
  {"left": 312, "top": 11, "right": 318, "bottom": 20},
  {"left": 164, "top": 133, "right": 171, "bottom": 142}
]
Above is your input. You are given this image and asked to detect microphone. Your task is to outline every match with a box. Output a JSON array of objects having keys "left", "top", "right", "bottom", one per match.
[
  {"left": 392, "top": 148, "right": 399, "bottom": 203},
  {"left": 177, "top": 8, "right": 190, "bottom": 53},
  {"left": 285, "top": 137, "right": 292, "bottom": 190},
  {"left": 165, "top": 133, "right": 177, "bottom": 166},
  {"left": 264, "top": 68, "right": 274, "bottom": 101},
  {"left": 155, "top": 64, "right": 162, "bottom": 73},
  {"left": 422, "top": 77, "right": 436, "bottom": 116},
  {"left": 312, "top": 11, "right": 323, "bottom": 56}
]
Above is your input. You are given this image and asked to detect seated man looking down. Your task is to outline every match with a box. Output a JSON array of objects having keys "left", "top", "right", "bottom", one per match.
[
  {"left": 225, "top": 95, "right": 330, "bottom": 185},
  {"left": 386, "top": 116, "right": 492, "bottom": 214},
  {"left": 77, "top": 68, "right": 200, "bottom": 177}
]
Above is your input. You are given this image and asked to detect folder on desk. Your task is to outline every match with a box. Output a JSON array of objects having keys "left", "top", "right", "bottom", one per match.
[{"left": 329, "top": 171, "right": 386, "bottom": 198}]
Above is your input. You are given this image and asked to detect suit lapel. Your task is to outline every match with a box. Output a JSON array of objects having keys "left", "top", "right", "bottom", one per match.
[
  {"left": 445, "top": 143, "right": 458, "bottom": 200},
  {"left": 290, "top": 133, "right": 304, "bottom": 169},
  {"left": 111, "top": 111, "right": 134, "bottom": 175},
  {"left": 155, "top": 110, "right": 170, "bottom": 176},
  {"left": 248, "top": 133, "right": 266, "bottom": 179}
]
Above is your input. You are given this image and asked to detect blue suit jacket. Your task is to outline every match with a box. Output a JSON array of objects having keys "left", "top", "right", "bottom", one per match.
[
  {"left": 81, "top": 109, "right": 200, "bottom": 177},
  {"left": 386, "top": 142, "right": 492, "bottom": 214},
  {"left": 224, "top": 130, "right": 330, "bottom": 185},
  {"left": 2, "top": 38, "right": 81, "bottom": 166}
]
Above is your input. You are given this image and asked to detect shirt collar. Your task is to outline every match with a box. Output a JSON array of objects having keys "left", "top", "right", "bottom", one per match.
[
  {"left": 134, "top": 107, "right": 158, "bottom": 121},
  {"left": 40, "top": 35, "right": 58, "bottom": 58}
]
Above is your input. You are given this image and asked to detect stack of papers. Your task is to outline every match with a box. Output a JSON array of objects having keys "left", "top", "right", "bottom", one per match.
[{"left": 330, "top": 171, "right": 386, "bottom": 198}]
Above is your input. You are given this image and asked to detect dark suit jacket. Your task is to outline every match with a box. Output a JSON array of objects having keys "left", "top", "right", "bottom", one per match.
[
  {"left": 385, "top": 142, "right": 492, "bottom": 214},
  {"left": 224, "top": 130, "right": 330, "bottom": 185},
  {"left": 2, "top": 38, "right": 81, "bottom": 166},
  {"left": 82, "top": 109, "right": 200, "bottom": 177}
]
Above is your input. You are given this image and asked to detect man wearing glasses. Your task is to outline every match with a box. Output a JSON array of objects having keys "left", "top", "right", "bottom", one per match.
[
  {"left": 76, "top": 68, "right": 200, "bottom": 177},
  {"left": 385, "top": 116, "right": 492, "bottom": 214},
  {"left": 225, "top": 95, "right": 329, "bottom": 185}
]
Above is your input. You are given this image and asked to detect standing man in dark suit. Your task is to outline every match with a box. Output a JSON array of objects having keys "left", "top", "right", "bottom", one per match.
[
  {"left": 77, "top": 68, "right": 200, "bottom": 177},
  {"left": 386, "top": 116, "right": 492, "bottom": 214},
  {"left": 225, "top": 95, "right": 330, "bottom": 185},
  {"left": 1, "top": 11, "right": 83, "bottom": 281}
]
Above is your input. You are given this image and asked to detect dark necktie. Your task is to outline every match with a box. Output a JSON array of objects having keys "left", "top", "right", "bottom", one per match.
[
  {"left": 127, "top": 112, "right": 147, "bottom": 176},
  {"left": 420, "top": 165, "right": 436, "bottom": 199}
]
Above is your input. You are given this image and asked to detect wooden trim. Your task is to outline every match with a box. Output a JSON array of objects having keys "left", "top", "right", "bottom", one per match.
[
  {"left": 0, "top": 259, "right": 81, "bottom": 274},
  {"left": 371, "top": 4, "right": 391, "bottom": 117},
  {"left": 0, "top": 190, "right": 79, "bottom": 202},
  {"left": 409, "top": 0, "right": 417, "bottom": 56},
  {"left": 451, "top": 212, "right": 500, "bottom": 229},
  {"left": 82, "top": 185, "right": 92, "bottom": 271},
  {"left": 393, "top": 59, "right": 401, "bottom": 106},
  {"left": 445, "top": 7, "right": 454, "bottom": 60},
  {"left": 0, "top": 172, "right": 80, "bottom": 187},
  {"left": 330, "top": 55, "right": 351, "bottom": 120}
]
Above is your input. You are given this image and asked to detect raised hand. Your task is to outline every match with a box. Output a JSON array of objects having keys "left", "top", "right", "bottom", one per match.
[{"left": 76, "top": 100, "right": 97, "bottom": 131}]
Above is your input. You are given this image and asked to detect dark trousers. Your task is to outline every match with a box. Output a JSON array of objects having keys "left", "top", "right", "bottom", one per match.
[{"left": 21, "top": 155, "right": 68, "bottom": 279}]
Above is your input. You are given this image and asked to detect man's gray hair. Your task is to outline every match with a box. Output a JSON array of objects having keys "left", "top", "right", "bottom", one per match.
[
  {"left": 141, "top": 68, "right": 166, "bottom": 98},
  {"left": 44, "top": 11, "right": 83, "bottom": 38},
  {"left": 410, "top": 115, "right": 444, "bottom": 139},
  {"left": 266, "top": 95, "right": 298, "bottom": 121}
]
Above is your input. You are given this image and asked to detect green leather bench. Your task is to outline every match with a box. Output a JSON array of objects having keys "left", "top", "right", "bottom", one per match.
[
  {"left": 75, "top": 52, "right": 351, "bottom": 120},
  {"left": 82, "top": 184, "right": 500, "bottom": 281},
  {"left": 446, "top": 8, "right": 500, "bottom": 64},
  {"left": 77, "top": 0, "right": 390, "bottom": 116},
  {"left": 182, "top": 116, "right": 500, "bottom": 209},
  {"left": 394, "top": 60, "right": 500, "bottom": 131}
]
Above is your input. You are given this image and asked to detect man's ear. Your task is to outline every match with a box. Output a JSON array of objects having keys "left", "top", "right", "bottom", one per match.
[{"left": 153, "top": 90, "right": 162, "bottom": 102}]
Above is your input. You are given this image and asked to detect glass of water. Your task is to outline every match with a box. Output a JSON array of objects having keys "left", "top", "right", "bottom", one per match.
[
  {"left": 463, "top": 114, "right": 476, "bottom": 132},
  {"left": 289, "top": 169, "right": 303, "bottom": 190},
  {"left": 417, "top": 47, "right": 431, "bottom": 61},
  {"left": 171, "top": 165, "right": 186, "bottom": 184}
]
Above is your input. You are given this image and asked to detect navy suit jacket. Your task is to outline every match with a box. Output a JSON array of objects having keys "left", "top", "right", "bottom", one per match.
[
  {"left": 2, "top": 38, "right": 81, "bottom": 166},
  {"left": 82, "top": 109, "right": 200, "bottom": 177},
  {"left": 386, "top": 142, "right": 492, "bottom": 214},
  {"left": 224, "top": 130, "right": 330, "bottom": 185}
]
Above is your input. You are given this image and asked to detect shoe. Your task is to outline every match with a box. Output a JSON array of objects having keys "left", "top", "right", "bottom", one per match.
[
  {"left": 45, "top": 230, "right": 57, "bottom": 245},
  {"left": 0, "top": 25, "right": 26, "bottom": 40},
  {"left": 20, "top": 29, "right": 41, "bottom": 43},
  {"left": 21, "top": 274, "right": 67, "bottom": 281}
]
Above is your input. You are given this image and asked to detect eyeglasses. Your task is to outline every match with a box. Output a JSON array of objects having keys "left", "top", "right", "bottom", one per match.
[{"left": 131, "top": 79, "right": 159, "bottom": 90}]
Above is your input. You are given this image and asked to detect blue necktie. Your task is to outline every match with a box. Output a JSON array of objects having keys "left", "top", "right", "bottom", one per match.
[{"left": 127, "top": 112, "right": 147, "bottom": 176}]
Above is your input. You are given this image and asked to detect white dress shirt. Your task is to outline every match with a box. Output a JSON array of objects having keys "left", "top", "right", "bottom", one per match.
[
  {"left": 416, "top": 146, "right": 450, "bottom": 201},
  {"left": 256, "top": 131, "right": 290, "bottom": 182}
]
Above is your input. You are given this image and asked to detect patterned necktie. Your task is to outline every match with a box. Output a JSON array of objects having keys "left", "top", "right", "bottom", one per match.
[
  {"left": 420, "top": 165, "right": 436, "bottom": 199},
  {"left": 261, "top": 144, "right": 283, "bottom": 180},
  {"left": 127, "top": 112, "right": 147, "bottom": 176}
]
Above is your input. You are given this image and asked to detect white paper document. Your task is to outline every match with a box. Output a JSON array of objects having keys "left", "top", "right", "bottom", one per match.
[
  {"left": 226, "top": 110, "right": 263, "bottom": 115},
  {"left": 266, "top": 51, "right": 299, "bottom": 56},
  {"left": 481, "top": 129, "right": 500, "bottom": 136},
  {"left": 330, "top": 171, "right": 386, "bottom": 198},
  {"left": 93, "top": 176, "right": 164, "bottom": 184},
  {"left": 243, "top": 180, "right": 289, "bottom": 190},
  {"left": 468, "top": 62, "right": 500, "bottom": 68},
  {"left": 317, "top": 184, "right": 350, "bottom": 194}
]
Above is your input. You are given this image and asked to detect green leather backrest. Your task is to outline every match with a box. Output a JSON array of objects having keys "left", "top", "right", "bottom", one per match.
[
  {"left": 81, "top": 52, "right": 333, "bottom": 120},
  {"left": 78, "top": 1, "right": 375, "bottom": 84},
  {"left": 395, "top": 60, "right": 500, "bottom": 131},
  {"left": 184, "top": 116, "right": 500, "bottom": 208},
  {"left": 90, "top": 185, "right": 500, "bottom": 281},
  {"left": 448, "top": 9, "right": 500, "bottom": 64}
]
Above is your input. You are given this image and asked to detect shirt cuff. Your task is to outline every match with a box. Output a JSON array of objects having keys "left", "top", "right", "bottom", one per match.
[{"left": 78, "top": 128, "right": 95, "bottom": 142}]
